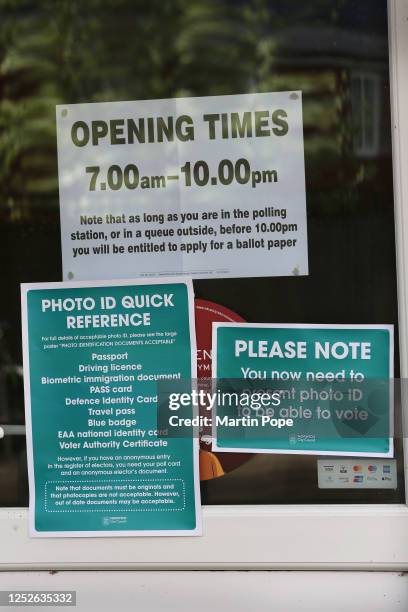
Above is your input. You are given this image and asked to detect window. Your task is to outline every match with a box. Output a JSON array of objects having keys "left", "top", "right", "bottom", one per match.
[{"left": 0, "top": 0, "right": 407, "bottom": 570}]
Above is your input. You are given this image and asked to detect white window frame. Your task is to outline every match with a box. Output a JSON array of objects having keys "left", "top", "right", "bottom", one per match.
[{"left": 1, "top": 0, "right": 408, "bottom": 571}]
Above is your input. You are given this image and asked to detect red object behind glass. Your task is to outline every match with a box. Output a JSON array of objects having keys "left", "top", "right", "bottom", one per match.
[{"left": 195, "top": 299, "right": 252, "bottom": 480}]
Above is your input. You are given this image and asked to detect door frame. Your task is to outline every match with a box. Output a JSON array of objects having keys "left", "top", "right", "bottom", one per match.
[{"left": 1, "top": 0, "right": 407, "bottom": 570}]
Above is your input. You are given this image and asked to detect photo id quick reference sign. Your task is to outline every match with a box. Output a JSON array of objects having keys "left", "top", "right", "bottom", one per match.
[{"left": 21, "top": 278, "right": 201, "bottom": 537}]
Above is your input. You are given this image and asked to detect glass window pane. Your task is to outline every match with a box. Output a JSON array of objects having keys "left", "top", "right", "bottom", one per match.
[{"left": 0, "top": 0, "right": 402, "bottom": 507}]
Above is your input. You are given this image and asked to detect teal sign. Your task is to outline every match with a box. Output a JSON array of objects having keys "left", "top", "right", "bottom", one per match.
[
  {"left": 22, "top": 279, "right": 201, "bottom": 536},
  {"left": 213, "top": 324, "right": 393, "bottom": 456}
]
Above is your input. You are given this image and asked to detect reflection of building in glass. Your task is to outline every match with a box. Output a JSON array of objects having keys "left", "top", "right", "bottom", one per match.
[
  {"left": 351, "top": 72, "right": 381, "bottom": 158},
  {"left": 255, "top": 13, "right": 391, "bottom": 196}
]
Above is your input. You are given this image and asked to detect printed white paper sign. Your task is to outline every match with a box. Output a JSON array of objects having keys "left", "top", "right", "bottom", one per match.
[{"left": 56, "top": 92, "right": 308, "bottom": 281}]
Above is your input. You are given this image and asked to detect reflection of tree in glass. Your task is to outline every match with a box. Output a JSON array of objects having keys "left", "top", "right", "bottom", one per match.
[{"left": 0, "top": 0, "right": 391, "bottom": 220}]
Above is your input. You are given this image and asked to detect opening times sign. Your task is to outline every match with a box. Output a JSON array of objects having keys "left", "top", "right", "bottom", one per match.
[
  {"left": 21, "top": 279, "right": 201, "bottom": 537},
  {"left": 56, "top": 91, "right": 308, "bottom": 281}
]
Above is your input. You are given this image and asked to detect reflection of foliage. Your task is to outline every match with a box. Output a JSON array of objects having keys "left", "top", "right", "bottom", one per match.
[
  {"left": 0, "top": 0, "right": 391, "bottom": 219},
  {"left": 176, "top": 0, "right": 256, "bottom": 96},
  {"left": 0, "top": 0, "right": 187, "bottom": 217}
]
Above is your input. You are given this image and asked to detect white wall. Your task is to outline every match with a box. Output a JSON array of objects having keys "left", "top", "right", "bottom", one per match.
[{"left": 1, "top": 571, "right": 408, "bottom": 612}]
